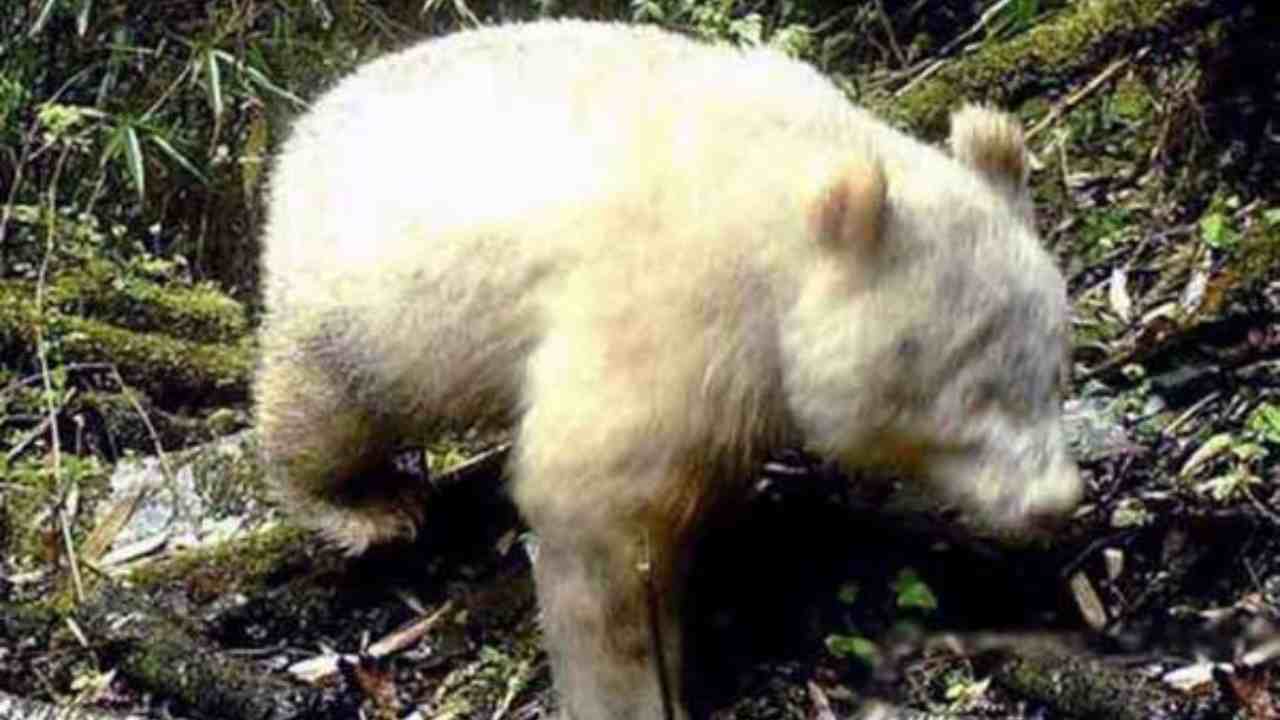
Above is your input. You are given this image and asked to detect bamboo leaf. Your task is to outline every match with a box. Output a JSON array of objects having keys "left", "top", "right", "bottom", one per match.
[
  {"left": 122, "top": 125, "right": 146, "bottom": 204},
  {"left": 213, "top": 50, "right": 307, "bottom": 108},
  {"left": 203, "top": 49, "right": 224, "bottom": 119},
  {"left": 28, "top": 0, "right": 58, "bottom": 36},
  {"left": 148, "top": 133, "right": 209, "bottom": 185},
  {"left": 1180, "top": 433, "right": 1234, "bottom": 478},
  {"left": 100, "top": 125, "right": 123, "bottom": 167},
  {"left": 76, "top": 0, "right": 93, "bottom": 36}
]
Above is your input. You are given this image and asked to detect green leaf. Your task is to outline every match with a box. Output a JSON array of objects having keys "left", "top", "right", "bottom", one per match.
[
  {"left": 728, "top": 13, "right": 763, "bottom": 45},
  {"left": 203, "top": 49, "right": 224, "bottom": 119},
  {"left": 892, "top": 568, "right": 938, "bottom": 612},
  {"left": 39, "top": 103, "right": 103, "bottom": 137},
  {"left": 1231, "top": 442, "right": 1266, "bottom": 462},
  {"left": 100, "top": 126, "right": 122, "bottom": 166},
  {"left": 1263, "top": 208, "right": 1280, "bottom": 228},
  {"left": 76, "top": 0, "right": 93, "bottom": 36},
  {"left": 1179, "top": 432, "right": 1234, "bottom": 477},
  {"left": 1247, "top": 403, "right": 1280, "bottom": 444},
  {"left": 632, "top": 0, "right": 665, "bottom": 21},
  {"left": 1199, "top": 212, "right": 1234, "bottom": 249},
  {"left": 1111, "top": 497, "right": 1153, "bottom": 528},
  {"left": 148, "top": 133, "right": 209, "bottom": 184},
  {"left": 29, "top": 0, "right": 58, "bottom": 36},
  {"left": 213, "top": 50, "right": 307, "bottom": 108},
  {"left": 836, "top": 582, "right": 859, "bottom": 605},
  {"left": 122, "top": 125, "right": 146, "bottom": 204},
  {"left": 1197, "top": 468, "right": 1260, "bottom": 503},
  {"left": 945, "top": 676, "right": 992, "bottom": 707},
  {"left": 769, "top": 25, "right": 812, "bottom": 57},
  {"left": 824, "top": 634, "right": 879, "bottom": 665}
]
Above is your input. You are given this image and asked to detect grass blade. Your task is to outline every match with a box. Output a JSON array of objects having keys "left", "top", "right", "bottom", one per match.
[
  {"left": 203, "top": 48, "right": 224, "bottom": 119},
  {"left": 122, "top": 125, "right": 146, "bottom": 204},
  {"left": 148, "top": 133, "right": 209, "bottom": 185},
  {"left": 29, "top": 0, "right": 58, "bottom": 36},
  {"left": 213, "top": 49, "right": 307, "bottom": 108},
  {"left": 76, "top": 0, "right": 93, "bottom": 36}
]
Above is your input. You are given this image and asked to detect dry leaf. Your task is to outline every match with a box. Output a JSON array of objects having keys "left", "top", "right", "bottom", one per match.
[
  {"left": 1109, "top": 266, "right": 1133, "bottom": 323},
  {"left": 1069, "top": 571, "right": 1107, "bottom": 630},
  {"left": 1103, "top": 547, "right": 1125, "bottom": 581},
  {"left": 808, "top": 681, "right": 838, "bottom": 720},
  {"left": 1224, "top": 666, "right": 1278, "bottom": 720},
  {"left": 1180, "top": 433, "right": 1234, "bottom": 478},
  {"left": 345, "top": 655, "right": 400, "bottom": 720},
  {"left": 1162, "top": 661, "right": 1228, "bottom": 693}
]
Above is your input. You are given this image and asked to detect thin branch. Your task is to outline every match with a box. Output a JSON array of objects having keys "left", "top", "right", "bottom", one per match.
[
  {"left": 36, "top": 142, "right": 86, "bottom": 605},
  {"left": 936, "top": 0, "right": 1015, "bottom": 57},
  {"left": 109, "top": 367, "right": 175, "bottom": 479},
  {"left": 1027, "top": 48, "right": 1150, "bottom": 141},
  {"left": 5, "top": 388, "right": 76, "bottom": 464},
  {"left": 0, "top": 363, "right": 114, "bottom": 403},
  {"left": 871, "top": 0, "right": 907, "bottom": 67}
]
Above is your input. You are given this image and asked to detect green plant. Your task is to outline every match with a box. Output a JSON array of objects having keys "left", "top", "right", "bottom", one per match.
[
  {"left": 892, "top": 567, "right": 938, "bottom": 613},
  {"left": 824, "top": 633, "right": 880, "bottom": 667}
]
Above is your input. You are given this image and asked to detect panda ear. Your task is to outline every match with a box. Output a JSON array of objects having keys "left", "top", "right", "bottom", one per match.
[
  {"left": 949, "top": 104, "right": 1030, "bottom": 200},
  {"left": 812, "top": 155, "right": 887, "bottom": 255}
]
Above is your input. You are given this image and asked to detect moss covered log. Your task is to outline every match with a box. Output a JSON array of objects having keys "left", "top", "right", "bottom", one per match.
[
  {"left": 991, "top": 650, "right": 1214, "bottom": 720},
  {"left": 0, "top": 282, "right": 252, "bottom": 408},
  {"left": 0, "top": 690, "right": 152, "bottom": 720},
  {"left": 79, "top": 583, "right": 324, "bottom": 720},
  {"left": 884, "top": 0, "right": 1229, "bottom": 134},
  {"left": 0, "top": 602, "right": 59, "bottom": 690},
  {"left": 78, "top": 390, "right": 248, "bottom": 454},
  {"left": 1, "top": 260, "right": 248, "bottom": 345}
]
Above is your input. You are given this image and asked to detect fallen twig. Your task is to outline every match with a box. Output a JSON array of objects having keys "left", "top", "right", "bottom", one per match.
[
  {"left": 286, "top": 600, "right": 456, "bottom": 684},
  {"left": 807, "top": 681, "right": 838, "bottom": 720},
  {"left": 871, "top": 0, "right": 907, "bottom": 67},
  {"left": 430, "top": 444, "right": 511, "bottom": 492},
  {"left": 1028, "top": 48, "right": 1150, "bottom": 141},
  {"left": 936, "top": 0, "right": 1014, "bottom": 57}
]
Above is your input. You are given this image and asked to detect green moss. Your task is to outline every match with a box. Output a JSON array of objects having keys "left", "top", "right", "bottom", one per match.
[
  {"left": 995, "top": 650, "right": 1187, "bottom": 719},
  {"left": 884, "top": 0, "right": 1207, "bottom": 135},
  {"left": 424, "top": 433, "right": 489, "bottom": 475},
  {"left": 125, "top": 523, "right": 313, "bottom": 595},
  {"left": 1214, "top": 207, "right": 1280, "bottom": 306},
  {"left": 430, "top": 638, "right": 545, "bottom": 715},
  {"left": 1, "top": 453, "right": 111, "bottom": 582},
  {"left": 62, "top": 319, "right": 252, "bottom": 403},
  {"left": 80, "top": 581, "right": 296, "bottom": 719},
  {"left": 0, "top": 282, "right": 253, "bottom": 406},
  {"left": 1074, "top": 207, "right": 1136, "bottom": 262},
  {"left": 1, "top": 260, "right": 248, "bottom": 346},
  {"left": 1107, "top": 76, "right": 1153, "bottom": 121}
]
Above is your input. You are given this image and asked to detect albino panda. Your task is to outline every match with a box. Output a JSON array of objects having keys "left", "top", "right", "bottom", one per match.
[{"left": 256, "top": 19, "right": 1082, "bottom": 720}]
